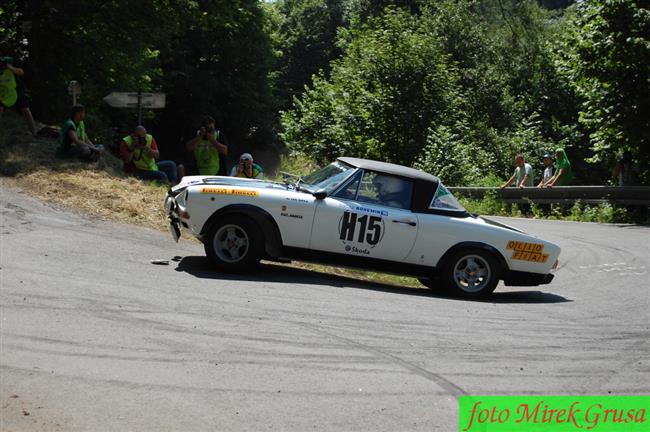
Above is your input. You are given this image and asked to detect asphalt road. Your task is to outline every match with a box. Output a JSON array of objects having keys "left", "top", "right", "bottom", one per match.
[{"left": 1, "top": 187, "right": 648, "bottom": 431}]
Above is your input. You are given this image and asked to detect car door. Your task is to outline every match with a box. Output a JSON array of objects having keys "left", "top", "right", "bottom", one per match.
[{"left": 309, "top": 171, "right": 418, "bottom": 262}]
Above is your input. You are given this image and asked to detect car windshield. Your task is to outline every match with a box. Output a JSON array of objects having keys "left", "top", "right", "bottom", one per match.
[
  {"left": 430, "top": 183, "right": 466, "bottom": 212},
  {"left": 301, "top": 161, "right": 355, "bottom": 193}
]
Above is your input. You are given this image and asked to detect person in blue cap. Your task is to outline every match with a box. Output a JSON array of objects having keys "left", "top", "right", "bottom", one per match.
[{"left": 537, "top": 153, "right": 554, "bottom": 187}]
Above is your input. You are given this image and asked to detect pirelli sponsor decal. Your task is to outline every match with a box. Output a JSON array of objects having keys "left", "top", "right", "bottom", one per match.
[
  {"left": 507, "top": 240, "right": 549, "bottom": 263},
  {"left": 200, "top": 187, "right": 259, "bottom": 197}
]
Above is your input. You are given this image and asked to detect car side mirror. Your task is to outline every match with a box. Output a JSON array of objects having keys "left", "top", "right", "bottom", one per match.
[{"left": 313, "top": 189, "right": 327, "bottom": 200}]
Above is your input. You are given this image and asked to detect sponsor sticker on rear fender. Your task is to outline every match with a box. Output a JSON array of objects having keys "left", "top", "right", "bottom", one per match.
[{"left": 507, "top": 240, "right": 549, "bottom": 263}]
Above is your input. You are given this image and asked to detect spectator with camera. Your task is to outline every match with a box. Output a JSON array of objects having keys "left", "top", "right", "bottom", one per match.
[
  {"left": 0, "top": 56, "right": 37, "bottom": 135},
  {"left": 230, "top": 153, "right": 264, "bottom": 179},
  {"left": 185, "top": 115, "right": 228, "bottom": 176},
  {"left": 57, "top": 104, "right": 103, "bottom": 161},
  {"left": 120, "top": 125, "right": 177, "bottom": 183}
]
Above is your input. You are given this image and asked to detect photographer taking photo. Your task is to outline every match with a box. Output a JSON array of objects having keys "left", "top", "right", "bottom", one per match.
[
  {"left": 230, "top": 153, "right": 263, "bottom": 179},
  {"left": 120, "top": 125, "right": 177, "bottom": 183},
  {"left": 185, "top": 115, "right": 228, "bottom": 175}
]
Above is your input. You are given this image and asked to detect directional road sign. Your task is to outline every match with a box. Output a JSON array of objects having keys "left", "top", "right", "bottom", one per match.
[{"left": 103, "top": 92, "right": 166, "bottom": 109}]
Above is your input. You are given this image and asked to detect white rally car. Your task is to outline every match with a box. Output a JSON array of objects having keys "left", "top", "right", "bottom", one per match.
[{"left": 165, "top": 157, "right": 560, "bottom": 298}]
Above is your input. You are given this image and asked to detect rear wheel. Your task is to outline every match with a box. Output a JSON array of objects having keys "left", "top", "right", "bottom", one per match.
[
  {"left": 204, "top": 215, "right": 263, "bottom": 272},
  {"left": 441, "top": 249, "right": 500, "bottom": 298}
]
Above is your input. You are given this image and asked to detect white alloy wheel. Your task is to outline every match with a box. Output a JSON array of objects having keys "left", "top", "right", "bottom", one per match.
[
  {"left": 452, "top": 254, "right": 492, "bottom": 293},
  {"left": 213, "top": 224, "right": 250, "bottom": 263}
]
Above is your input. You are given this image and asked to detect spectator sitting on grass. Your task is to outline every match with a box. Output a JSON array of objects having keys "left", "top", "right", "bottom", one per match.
[
  {"left": 230, "top": 153, "right": 263, "bottom": 179},
  {"left": 0, "top": 56, "right": 38, "bottom": 136},
  {"left": 501, "top": 154, "right": 534, "bottom": 189},
  {"left": 120, "top": 125, "right": 177, "bottom": 183},
  {"left": 56, "top": 104, "right": 103, "bottom": 161},
  {"left": 546, "top": 148, "right": 573, "bottom": 187}
]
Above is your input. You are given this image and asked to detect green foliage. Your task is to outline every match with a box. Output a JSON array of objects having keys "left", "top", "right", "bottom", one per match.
[
  {"left": 556, "top": 0, "right": 650, "bottom": 182},
  {"left": 282, "top": 1, "right": 572, "bottom": 185},
  {"left": 0, "top": 1, "right": 21, "bottom": 54},
  {"left": 3, "top": 0, "right": 648, "bottom": 190},
  {"left": 275, "top": 152, "right": 320, "bottom": 178},
  {"left": 268, "top": 0, "right": 345, "bottom": 110},
  {"left": 461, "top": 195, "right": 643, "bottom": 224},
  {"left": 155, "top": 0, "right": 276, "bottom": 152},
  {"left": 282, "top": 8, "right": 462, "bottom": 166},
  {"left": 16, "top": 0, "right": 275, "bottom": 156}
]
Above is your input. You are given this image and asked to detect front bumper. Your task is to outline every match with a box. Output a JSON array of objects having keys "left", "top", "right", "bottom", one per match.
[
  {"left": 503, "top": 270, "right": 554, "bottom": 287},
  {"left": 165, "top": 194, "right": 181, "bottom": 242}
]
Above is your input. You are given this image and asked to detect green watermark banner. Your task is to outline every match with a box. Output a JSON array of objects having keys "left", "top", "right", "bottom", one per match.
[{"left": 458, "top": 396, "right": 649, "bottom": 432}]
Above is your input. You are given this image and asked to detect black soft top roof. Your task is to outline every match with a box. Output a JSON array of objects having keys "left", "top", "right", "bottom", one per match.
[{"left": 337, "top": 157, "right": 440, "bottom": 184}]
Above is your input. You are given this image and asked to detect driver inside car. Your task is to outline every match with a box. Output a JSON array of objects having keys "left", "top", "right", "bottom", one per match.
[{"left": 372, "top": 174, "right": 409, "bottom": 209}]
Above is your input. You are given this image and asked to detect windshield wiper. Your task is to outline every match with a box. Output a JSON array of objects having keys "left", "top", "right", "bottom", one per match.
[{"left": 279, "top": 171, "right": 305, "bottom": 190}]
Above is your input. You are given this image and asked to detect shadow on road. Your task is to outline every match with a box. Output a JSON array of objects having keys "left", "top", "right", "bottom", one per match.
[{"left": 174, "top": 256, "right": 571, "bottom": 304}]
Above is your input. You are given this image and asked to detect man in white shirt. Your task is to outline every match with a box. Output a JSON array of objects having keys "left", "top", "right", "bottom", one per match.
[{"left": 538, "top": 153, "right": 554, "bottom": 187}]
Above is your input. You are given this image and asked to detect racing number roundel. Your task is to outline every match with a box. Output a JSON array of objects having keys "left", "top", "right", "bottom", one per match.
[{"left": 337, "top": 211, "right": 385, "bottom": 249}]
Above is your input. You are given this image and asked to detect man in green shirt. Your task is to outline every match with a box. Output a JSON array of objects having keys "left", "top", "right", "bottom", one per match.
[
  {"left": 501, "top": 154, "right": 535, "bottom": 189},
  {"left": 56, "top": 104, "right": 103, "bottom": 161},
  {"left": 186, "top": 115, "right": 228, "bottom": 175}
]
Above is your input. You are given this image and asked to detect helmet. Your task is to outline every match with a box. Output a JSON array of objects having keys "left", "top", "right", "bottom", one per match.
[{"left": 372, "top": 175, "right": 404, "bottom": 195}]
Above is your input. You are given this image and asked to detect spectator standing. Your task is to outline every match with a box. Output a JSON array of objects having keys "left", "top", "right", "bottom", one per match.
[
  {"left": 0, "top": 56, "right": 37, "bottom": 135},
  {"left": 612, "top": 151, "right": 639, "bottom": 186},
  {"left": 120, "top": 125, "right": 177, "bottom": 183},
  {"left": 186, "top": 115, "right": 228, "bottom": 176},
  {"left": 546, "top": 148, "right": 573, "bottom": 187},
  {"left": 501, "top": 154, "right": 534, "bottom": 189},
  {"left": 230, "top": 153, "right": 264, "bottom": 179},
  {"left": 56, "top": 104, "right": 103, "bottom": 161},
  {"left": 537, "top": 153, "right": 554, "bottom": 188}
]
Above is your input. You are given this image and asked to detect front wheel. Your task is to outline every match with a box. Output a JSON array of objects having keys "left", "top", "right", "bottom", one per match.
[
  {"left": 441, "top": 249, "right": 500, "bottom": 298},
  {"left": 204, "top": 215, "right": 263, "bottom": 272}
]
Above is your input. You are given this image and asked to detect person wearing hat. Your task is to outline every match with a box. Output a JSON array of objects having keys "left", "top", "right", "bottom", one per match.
[
  {"left": 230, "top": 153, "right": 263, "bottom": 179},
  {"left": 546, "top": 148, "right": 573, "bottom": 187},
  {"left": 537, "top": 153, "right": 554, "bottom": 188}
]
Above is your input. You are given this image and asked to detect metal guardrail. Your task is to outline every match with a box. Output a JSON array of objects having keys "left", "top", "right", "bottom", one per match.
[{"left": 448, "top": 186, "right": 650, "bottom": 206}]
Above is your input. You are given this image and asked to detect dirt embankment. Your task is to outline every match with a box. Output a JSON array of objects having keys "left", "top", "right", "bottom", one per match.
[{"left": 1, "top": 115, "right": 168, "bottom": 231}]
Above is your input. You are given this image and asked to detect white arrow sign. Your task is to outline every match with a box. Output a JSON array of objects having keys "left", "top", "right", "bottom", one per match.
[{"left": 103, "top": 92, "right": 166, "bottom": 109}]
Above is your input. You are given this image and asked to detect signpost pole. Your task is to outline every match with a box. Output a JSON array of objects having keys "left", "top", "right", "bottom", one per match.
[
  {"left": 68, "top": 81, "right": 81, "bottom": 105},
  {"left": 137, "top": 90, "right": 143, "bottom": 125}
]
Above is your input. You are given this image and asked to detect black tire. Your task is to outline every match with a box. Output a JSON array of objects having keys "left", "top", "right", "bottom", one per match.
[
  {"left": 204, "top": 215, "right": 264, "bottom": 272},
  {"left": 440, "top": 248, "right": 500, "bottom": 298}
]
